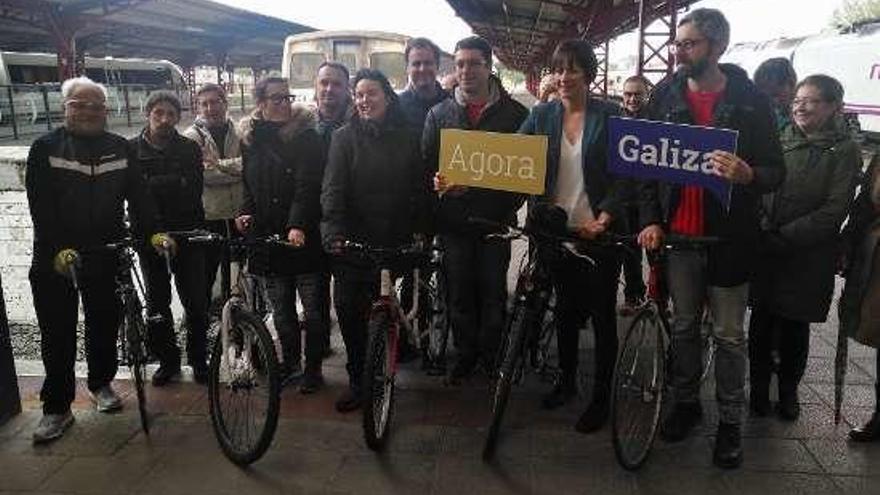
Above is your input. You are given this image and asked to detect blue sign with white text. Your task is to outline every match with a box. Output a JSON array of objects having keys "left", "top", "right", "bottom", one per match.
[{"left": 607, "top": 116, "right": 738, "bottom": 209}]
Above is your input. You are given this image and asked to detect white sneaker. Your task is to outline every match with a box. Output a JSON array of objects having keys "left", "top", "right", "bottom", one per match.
[
  {"left": 89, "top": 385, "right": 123, "bottom": 413},
  {"left": 33, "top": 412, "right": 75, "bottom": 444}
]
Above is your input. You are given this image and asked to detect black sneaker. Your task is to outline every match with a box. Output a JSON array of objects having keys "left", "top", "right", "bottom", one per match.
[
  {"left": 445, "top": 357, "right": 476, "bottom": 386},
  {"left": 575, "top": 400, "right": 609, "bottom": 434},
  {"left": 335, "top": 389, "right": 362, "bottom": 413},
  {"left": 713, "top": 422, "right": 743, "bottom": 469},
  {"left": 281, "top": 362, "right": 303, "bottom": 388},
  {"left": 541, "top": 377, "right": 576, "bottom": 410},
  {"left": 192, "top": 363, "right": 208, "bottom": 385},
  {"left": 152, "top": 364, "right": 181, "bottom": 387},
  {"left": 777, "top": 392, "right": 800, "bottom": 421},
  {"left": 660, "top": 402, "right": 703, "bottom": 442},
  {"left": 749, "top": 387, "right": 771, "bottom": 417},
  {"left": 300, "top": 371, "right": 324, "bottom": 395},
  {"left": 849, "top": 413, "right": 880, "bottom": 442}
]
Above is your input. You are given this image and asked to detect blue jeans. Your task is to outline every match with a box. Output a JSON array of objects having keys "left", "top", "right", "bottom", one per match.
[
  {"left": 666, "top": 249, "right": 748, "bottom": 425},
  {"left": 262, "top": 272, "right": 325, "bottom": 373}
]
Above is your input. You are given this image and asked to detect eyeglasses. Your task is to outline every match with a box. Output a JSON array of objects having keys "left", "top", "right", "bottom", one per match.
[
  {"left": 791, "top": 97, "right": 826, "bottom": 108},
  {"left": 670, "top": 38, "right": 707, "bottom": 53},
  {"left": 64, "top": 100, "right": 106, "bottom": 111},
  {"left": 267, "top": 93, "right": 294, "bottom": 104}
]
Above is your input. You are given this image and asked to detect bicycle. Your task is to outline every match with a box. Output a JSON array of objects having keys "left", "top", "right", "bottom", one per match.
[
  {"left": 473, "top": 217, "right": 609, "bottom": 460},
  {"left": 414, "top": 238, "right": 451, "bottom": 376},
  {"left": 59, "top": 237, "right": 155, "bottom": 435},
  {"left": 182, "top": 231, "right": 292, "bottom": 466},
  {"left": 342, "top": 240, "right": 426, "bottom": 452},
  {"left": 610, "top": 235, "right": 721, "bottom": 470}
]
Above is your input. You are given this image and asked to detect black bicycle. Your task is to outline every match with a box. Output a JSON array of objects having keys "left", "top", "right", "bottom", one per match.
[
  {"left": 473, "top": 217, "right": 610, "bottom": 460},
  {"left": 59, "top": 237, "right": 155, "bottom": 434},
  {"left": 610, "top": 235, "right": 721, "bottom": 470}
]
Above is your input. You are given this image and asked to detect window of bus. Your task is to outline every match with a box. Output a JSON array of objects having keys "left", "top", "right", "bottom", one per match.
[
  {"left": 370, "top": 52, "right": 406, "bottom": 90},
  {"left": 290, "top": 53, "right": 325, "bottom": 89}
]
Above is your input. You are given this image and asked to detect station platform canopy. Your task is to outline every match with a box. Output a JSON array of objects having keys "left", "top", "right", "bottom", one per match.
[
  {"left": 445, "top": 0, "right": 700, "bottom": 74},
  {"left": 0, "top": 0, "right": 313, "bottom": 72}
]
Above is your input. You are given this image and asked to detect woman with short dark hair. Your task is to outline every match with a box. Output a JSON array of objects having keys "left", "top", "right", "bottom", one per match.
[
  {"left": 321, "top": 68, "right": 430, "bottom": 412},
  {"left": 518, "top": 40, "right": 626, "bottom": 433},
  {"left": 749, "top": 74, "right": 861, "bottom": 420}
]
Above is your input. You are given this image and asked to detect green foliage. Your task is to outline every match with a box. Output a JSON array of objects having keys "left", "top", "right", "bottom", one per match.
[{"left": 831, "top": 0, "right": 880, "bottom": 27}]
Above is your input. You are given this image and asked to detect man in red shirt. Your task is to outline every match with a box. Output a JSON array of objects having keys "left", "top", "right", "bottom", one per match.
[{"left": 637, "top": 9, "right": 785, "bottom": 468}]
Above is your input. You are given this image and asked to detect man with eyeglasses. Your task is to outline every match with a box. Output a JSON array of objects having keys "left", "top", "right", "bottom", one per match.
[
  {"left": 617, "top": 75, "right": 650, "bottom": 316},
  {"left": 26, "top": 77, "right": 161, "bottom": 443},
  {"left": 423, "top": 36, "right": 528, "bottom": 384},
  {"left": 183, "top": 83, "right": 244, "bottom": 310},
  {"left": 637, "top": 8, "right": 785, "bottom": 468}
]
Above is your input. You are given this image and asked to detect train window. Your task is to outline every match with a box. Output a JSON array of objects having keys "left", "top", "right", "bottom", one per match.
[
  {"left": 8, "top": 64, "right": 58, "bottom": 84},
  {"left": 370, "top": 52, "right": 406, "bottom": 90},
  {"left": 333, "top": 41, "right": 360, "bottom": 75},
  {"left": 290, "top": 53, "right": 325, "bottom": 88}
]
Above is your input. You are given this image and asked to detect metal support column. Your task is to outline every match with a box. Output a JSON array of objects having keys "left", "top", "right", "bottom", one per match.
[
  {"left": 590, "top": 39, "right": 610, "bottom": 97},
  {"left": 636, "top": 0, "right": 679, "bottom": 86}
]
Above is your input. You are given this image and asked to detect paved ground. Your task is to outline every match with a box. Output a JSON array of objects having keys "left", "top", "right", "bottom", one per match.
[{"left": 2, "top": 307, "right": 879, "bottom": 495}]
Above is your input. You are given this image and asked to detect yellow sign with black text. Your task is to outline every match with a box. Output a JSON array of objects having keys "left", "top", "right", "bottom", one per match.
[{"left": 439, "top": 129, "right": 547, "bottom": 195}]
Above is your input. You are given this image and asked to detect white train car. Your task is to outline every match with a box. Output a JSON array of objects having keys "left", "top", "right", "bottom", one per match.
[
  {"left": 723, "top": 21, "right": 880, "bottom": 136},
  {"left": 282, "top": 30, "right": 454, "bottom": 103}
]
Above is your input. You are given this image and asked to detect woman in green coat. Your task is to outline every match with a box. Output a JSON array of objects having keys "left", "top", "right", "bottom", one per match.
[{"left": 749, "top": 74, "right": 861, "bottom": 421}]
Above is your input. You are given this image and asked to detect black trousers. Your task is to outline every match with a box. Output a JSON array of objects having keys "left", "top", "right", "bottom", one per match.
[
  {"left": 204, "top": 219, "right": 236, "bottom": 303},
  {"left": 332, "top": 264, "right": 377, "bottom": 391},
  {"left": 30, "top": 260, "right": 120, "bottom": 414},
  {"left": 549, "top": 247, "right": 620, "bottom": 403},
  {"left": 442, "top": 233, "right": 510, "bottom": 365},
  {"left": 141, "top": 245, "right": 209, "bottom": 369},
  {"left": 748, "top": 306, "right": 810, "bottom": 399}
]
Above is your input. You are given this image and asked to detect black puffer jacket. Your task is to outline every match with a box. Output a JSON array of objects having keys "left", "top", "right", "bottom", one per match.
[
  {"left": 239, "top": 105, "right": 325, "bottom": 275},
  {"left": 321, "top": 108, "right": 429, "bottom": 251},
  {"left": 26, "top": 127, "right": 157, "bottom": 266},
  {"left": 422, "top": 76, "right": 529, "bottom": 236},
  {"left": 130, "top": 129, "right": 205, "bottom": 230},
  {"left": 638, "top": 64, "right": 786, "bottom": 286}
]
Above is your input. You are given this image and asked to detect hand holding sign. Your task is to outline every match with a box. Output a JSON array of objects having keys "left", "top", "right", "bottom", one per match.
[
  {"left": 434, "top": 172, "right": 469, "bottom": 197},
  {"left": 711, "top": 151, "right": 754, "bottom": 184}
]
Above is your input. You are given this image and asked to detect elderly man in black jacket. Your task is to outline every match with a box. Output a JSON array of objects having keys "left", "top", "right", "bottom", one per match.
[
  {"left": 27, "top": 77, "right": 160, "bottom": 443},
  {"left": 131, "top": 91, "right": 208, "bottom": 387},
  {"left": 423, "top": 36, "right": 529, "bottom": 384},
  {"left": 637, "top": 9, "right": 785, "bottom": 468}
]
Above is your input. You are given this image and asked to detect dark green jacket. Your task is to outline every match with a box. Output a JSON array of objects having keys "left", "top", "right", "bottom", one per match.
[{"left": 750, "top": 118, "right": 860, "bottom": 322}]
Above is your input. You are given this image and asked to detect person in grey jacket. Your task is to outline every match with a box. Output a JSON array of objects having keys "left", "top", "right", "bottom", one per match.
[{"left": 182, "top": 83, "right": 244, "bottom": 304}]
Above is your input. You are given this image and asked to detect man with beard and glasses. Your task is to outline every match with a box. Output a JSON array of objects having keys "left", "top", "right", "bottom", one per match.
[
  {"left": 131, "top": 91, "right": 209, "bottom": 387},
  {"left": 637, "top": 8, "right": 785, "bottom": 468},
  {"left": 27, "top": 77, "right": 163, "bottom": 443}
]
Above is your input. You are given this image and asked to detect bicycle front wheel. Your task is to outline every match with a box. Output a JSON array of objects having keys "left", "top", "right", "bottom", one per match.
[
  {"left": 611, "top": 307, "right": 666, "bottom": 470},
  {"left": 363, "top": 307, "right": 395, "bottom": 451},
  {"left": 208, "top": 308, "right": 280, "bottom": 466},
  {"left": 123, "top": 306, "right": 149, "bottom": 435}
]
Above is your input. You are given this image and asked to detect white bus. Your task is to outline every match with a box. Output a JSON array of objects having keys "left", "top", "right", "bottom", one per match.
[{"left": 282, "top": 30, "right": 453, "bottom": 102}]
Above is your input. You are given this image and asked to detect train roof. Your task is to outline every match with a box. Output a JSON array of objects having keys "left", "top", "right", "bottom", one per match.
[{"left": 285, "top": 30, "right": 412, "bottom": 44}]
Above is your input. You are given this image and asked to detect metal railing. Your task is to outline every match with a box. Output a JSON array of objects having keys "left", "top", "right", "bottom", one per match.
[{"left": 0, "top": 83, "right": 194, "bottom": 141}]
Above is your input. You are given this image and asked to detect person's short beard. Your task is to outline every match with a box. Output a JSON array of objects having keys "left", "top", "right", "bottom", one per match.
[{"left": 681, "top": 57, "right": 710, "bottom": 79}]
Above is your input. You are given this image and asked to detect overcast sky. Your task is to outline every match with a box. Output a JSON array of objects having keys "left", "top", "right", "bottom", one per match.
[{"left": 215, "top": 0, "right": 846, "bottom": 62}]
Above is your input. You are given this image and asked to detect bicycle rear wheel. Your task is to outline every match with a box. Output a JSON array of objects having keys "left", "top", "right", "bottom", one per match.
[
  {"left": 363, "top": 308, "right": 395, "bottom": 451},
  {"left": 611, "top": 307, "right": 666, "bottom": 470},
  {"left": 208, "top": 308, "right": 280, "bottom": 466},
  {"left": 483, "top": 300, "right": 530, "bottom": 460},
  {"left": 123, "top": 306, "right": 149, "bottom": 434}
]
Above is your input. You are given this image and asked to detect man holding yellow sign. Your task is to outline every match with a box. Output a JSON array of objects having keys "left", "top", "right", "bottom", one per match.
[{"left": 422, "top": 36, "right": 528, "bottom": 384}]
